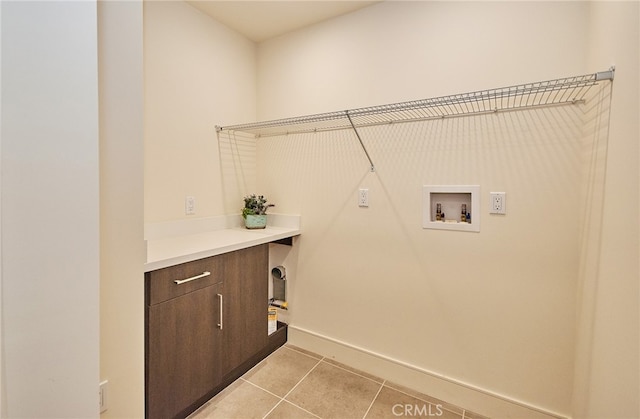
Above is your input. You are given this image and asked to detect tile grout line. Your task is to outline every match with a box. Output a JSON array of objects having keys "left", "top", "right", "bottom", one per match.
[
  {"left": 240, "top": 346, "right": 316, "bottom": 419},
  {"left": 288, "top": 346, "right": 470, "bottom": 418},
  {"left": 241, "top": 377, "right": 283, "bottom": 400},
  {"left": 289, "top": 352, "right": 465, "bottom": 418},
  {"left": 321, "top": 359, "right": 384, "bottom": 385},
  {"left": 281, "top": 356, "right": 324, "bottom": 400},
  {"left": 284, "top": 344, "right": 325, "bottom": 362},
  {"left": 384, "top": 382, "right": 466, "bottom": 417},
  {"left": 278, "top": 399, "right": 323, "bottom": 419},
  {"left": 239, "top": 378, "right": 290, "bottom": 419},
  {"left": 362, "top": 379, "right": 386, "bottom": 419},
  {"left": 320, "top": 359, "right": 467, "bottom": 417},
  {"left": 260, "top": 399, "right": 284, "bottom": 419},
  {"left": 253, "top": 348, "right": 468, "bottom": 419},
  {"left": 192, "top": 345, "right": 474, "bottom": 419},
  {"left": 258, "top": 356, "right": 325, "bottom": 419}
]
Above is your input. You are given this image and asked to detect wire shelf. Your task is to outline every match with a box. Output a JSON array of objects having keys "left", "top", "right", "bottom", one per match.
[
  {"left": 216, "top": 69, "right": 613, "bottom": 138},
  {"left": 216, "top": 69, "right": 614, "bottom": 172}
]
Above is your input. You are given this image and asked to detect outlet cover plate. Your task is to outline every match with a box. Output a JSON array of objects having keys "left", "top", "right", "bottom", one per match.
[
  {"left": 489, "top": 192, "right": 506, "bottom": 214},
  {"left": 358, "top": 188, "right": 369, "bottom": 207}
]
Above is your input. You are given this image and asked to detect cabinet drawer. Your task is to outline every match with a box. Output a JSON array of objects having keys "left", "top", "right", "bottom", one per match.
[{"left": 146, "top": 255, "right": 224, "bottom": 305}]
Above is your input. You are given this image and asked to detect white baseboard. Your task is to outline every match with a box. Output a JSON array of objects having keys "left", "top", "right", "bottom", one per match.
[{"left": 288, "top": 325, "right": 569, "bottom": 419}]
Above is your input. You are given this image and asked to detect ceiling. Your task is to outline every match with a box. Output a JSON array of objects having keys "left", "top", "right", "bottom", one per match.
[{"left": 186, "top": 1, "right": 382, "bottom": 43}]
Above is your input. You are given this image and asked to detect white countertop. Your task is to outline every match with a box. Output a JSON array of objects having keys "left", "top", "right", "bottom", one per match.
[{"left": 145, "top": 214, "right": 301, "bottom": 272}]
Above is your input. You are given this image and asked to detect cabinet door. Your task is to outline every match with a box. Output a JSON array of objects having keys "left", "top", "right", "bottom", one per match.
[
  {"left": 146, "top": 283, "right": 223, "bottom": 419},
  {"left": 220, "top": 245, "right": 269, "bottom": 375}
]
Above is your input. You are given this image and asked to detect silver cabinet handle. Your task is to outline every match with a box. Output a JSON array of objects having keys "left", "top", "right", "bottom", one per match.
[
  {"left": 217, "top": 294, "right": 223, "bottom": 329},
  {"left": 174, "top": 271, "right": 211, "bottom": 285}
]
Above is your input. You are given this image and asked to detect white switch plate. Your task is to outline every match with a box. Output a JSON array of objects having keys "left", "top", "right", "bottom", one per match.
[
  {"left": 99, "top": 380, "right": 108, "bottom": 413},
  {"left": 490, "top": 192, "right": 506, "bottom": 214},
  {"left": 185, "top": 196, "right": 196, "bottom": 215}
]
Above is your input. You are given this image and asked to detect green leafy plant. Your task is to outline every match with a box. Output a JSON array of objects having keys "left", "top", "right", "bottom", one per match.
[{"left": 242, "top": 194, "right": 275, "bottom": 219}]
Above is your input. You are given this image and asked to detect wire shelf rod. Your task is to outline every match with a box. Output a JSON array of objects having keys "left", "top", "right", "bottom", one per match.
[
  {"left": 346, "top": 111, "right": 375, "bottom": 172},
  {"left": 215, "top": 69, "right": 614, "bottom": 138},
  {"left": 216, "top": 98, "right": 588, "bottom": 139}
]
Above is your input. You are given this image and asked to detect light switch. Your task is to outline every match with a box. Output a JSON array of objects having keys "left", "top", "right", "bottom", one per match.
[{"left": 185, "top": 196, "right": 196, "bottom": 215}]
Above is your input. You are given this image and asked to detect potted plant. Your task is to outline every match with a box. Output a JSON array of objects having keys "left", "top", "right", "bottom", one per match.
[{"left": 242, "top": 194, "right": 274, "bottom": 229}]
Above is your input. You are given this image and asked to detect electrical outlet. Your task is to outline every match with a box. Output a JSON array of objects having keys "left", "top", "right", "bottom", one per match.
[
  {"left": 490, "top": 192, "right": 506, "bottom": 214},
  {"left": 99, "top": 380, "right": 108, "bottom": 413},
  {"left": 185, "top": 196, "right": 196, "bottom": 215},
  {"left": 358, "top": 188, "right": 369, "bottom": 207}
]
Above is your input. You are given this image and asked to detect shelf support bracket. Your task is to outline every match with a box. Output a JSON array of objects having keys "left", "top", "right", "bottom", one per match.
[
  {"left": 595, "top": 66, "right": 615, "bottom": 81},
  {"left": 346, "top": 111, "right": 375, "bottom": 172}
]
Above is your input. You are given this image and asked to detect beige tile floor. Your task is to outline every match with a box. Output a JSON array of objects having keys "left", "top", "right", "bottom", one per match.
[{"left": 188, "top": 345, "right": 488, "bottom": 419}]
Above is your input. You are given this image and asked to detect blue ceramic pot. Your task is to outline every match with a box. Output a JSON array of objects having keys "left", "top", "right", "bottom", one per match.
[{"left": 244, "top": 214, "right": 267, "bottom": 229}]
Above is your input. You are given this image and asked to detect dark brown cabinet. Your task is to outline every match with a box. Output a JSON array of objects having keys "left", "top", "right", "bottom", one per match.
[
  {"left": 145, "top": 244, "right": 282, "bottom": 419},
  {"left": 146, "top": 282, "right": 224, "bottom": 418},
  {"left": 218, "top": 245, "right": 268, "bottom": 376}
]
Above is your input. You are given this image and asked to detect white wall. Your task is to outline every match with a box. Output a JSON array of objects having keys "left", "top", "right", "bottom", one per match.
[
  {"left": 0, "top": 1, "right": 4, "bottom": 413},
  {"left": 141, "top": 1, "right": 639, "bottom": 417},
  {"left": 1, "top": 1, "right": 100, "bottom": 417},
  {"left": 257, "top": 1, "right": 588, "bottom": 120},
  {"left": 573, "top": 2, "right": 639, "bottom": 418},
  {"left": 144, "top": 1, "right": 258, "bottom": 224},
  {"left": 98, "top": 1, "right": 145, "bottom": 418},
  {"left": 253, "top": 2, "right": 637, "bottom": 417}
]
